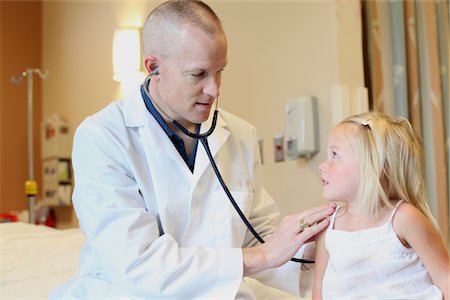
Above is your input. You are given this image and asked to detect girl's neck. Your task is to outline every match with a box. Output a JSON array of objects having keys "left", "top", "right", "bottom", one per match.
[
  {"left": 341, "top": 198, "right": 400, "bottom": 216},
  {"left": 335, "top": 201, "right": 395, "bottom": 231}
]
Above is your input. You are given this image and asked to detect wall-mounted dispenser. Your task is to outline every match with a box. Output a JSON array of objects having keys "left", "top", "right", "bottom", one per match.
[{"left": 285, "top": 96, "right": 319, "bottom": 160}]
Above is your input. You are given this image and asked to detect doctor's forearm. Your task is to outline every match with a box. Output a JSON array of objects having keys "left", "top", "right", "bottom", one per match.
[
  {"left": 243, "top": 240, "right": 298, "bottom": 276},
  {"left": 243, "top": 245, "right": 268, "bottom": 276}
]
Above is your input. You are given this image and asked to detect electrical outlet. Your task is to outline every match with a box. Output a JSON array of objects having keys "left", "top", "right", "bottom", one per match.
[{"left": 274, "top": 134, "right": 285, "bottom": 162}]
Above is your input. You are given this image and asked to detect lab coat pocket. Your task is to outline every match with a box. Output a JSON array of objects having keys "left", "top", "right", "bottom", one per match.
[{"left": 214, "top": 190, "right": 254, "bottom": 247}]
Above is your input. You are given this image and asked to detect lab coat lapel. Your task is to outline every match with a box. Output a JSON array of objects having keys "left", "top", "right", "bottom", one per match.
[
  {"left": 123, "top": 88, "right": 189, "bottom": 171},
  {"left": 123, "top": 89, "right": 193, "bottom": 239},
  {"left": 122, "top": 88, "right": 230, "bottom": 181},
  {"left": 193, "top": 111, "right": 229, "bottom": 185}
]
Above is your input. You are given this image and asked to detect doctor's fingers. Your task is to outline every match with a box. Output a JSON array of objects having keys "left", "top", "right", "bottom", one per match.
[
  {"left": 297, "top": 203, "right": 336, "bottom": 228},
  {"left": 296, "top": 218, "right": 329, "bottom": 244}
]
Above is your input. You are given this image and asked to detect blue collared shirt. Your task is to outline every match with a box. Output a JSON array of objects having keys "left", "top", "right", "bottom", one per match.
[{"left": 141, "top": 85, "right": 199, "bottom": 172}]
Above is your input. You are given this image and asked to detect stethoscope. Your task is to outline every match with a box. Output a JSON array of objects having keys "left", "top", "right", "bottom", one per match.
[{"left": 142, "top": 74, "right": 312, "bottom": 264}]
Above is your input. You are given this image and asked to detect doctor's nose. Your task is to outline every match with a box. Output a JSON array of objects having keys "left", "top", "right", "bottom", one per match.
[{"left": 203, "top": 76, "right": 221, "bottom": 98}]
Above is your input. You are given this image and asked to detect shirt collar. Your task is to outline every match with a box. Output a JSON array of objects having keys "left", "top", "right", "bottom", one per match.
[
  {"left": 140, "top": 84, "right": 176, "bottom": 138},
  {"left": 140, "top": 80, "right": 200, "bottom": 172}
]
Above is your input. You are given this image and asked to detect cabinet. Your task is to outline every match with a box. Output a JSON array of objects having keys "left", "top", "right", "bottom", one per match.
[{"left": 40, "top": 115, "right": 72, "bottom": 206}]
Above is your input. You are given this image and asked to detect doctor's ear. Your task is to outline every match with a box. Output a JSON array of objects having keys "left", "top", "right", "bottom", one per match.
[
  {"left": 144, "top": 56, "right": 160, "bottom": 76},
  {"left": 151, "top": 67, "right": 160, "bottom": 76}
]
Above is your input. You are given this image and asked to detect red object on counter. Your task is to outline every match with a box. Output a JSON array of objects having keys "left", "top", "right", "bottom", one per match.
[{"left": 0, "top": 213, "right": 18, "bottom": 223}]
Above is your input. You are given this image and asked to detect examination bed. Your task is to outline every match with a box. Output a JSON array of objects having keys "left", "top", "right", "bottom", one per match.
[
  {"left": 0, "top": 222, "right": 310, "bottom": 299},
  {"left": 0, "top": 222, "right": 83, "bottom": 299}
]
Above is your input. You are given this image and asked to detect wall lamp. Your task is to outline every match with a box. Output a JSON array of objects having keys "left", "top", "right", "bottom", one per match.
[{"left": 112, "top": 27, "right": 145, "bottom": 84}]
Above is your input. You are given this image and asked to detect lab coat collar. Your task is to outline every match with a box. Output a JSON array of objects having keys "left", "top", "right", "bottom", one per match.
[
  {"left": 123, "top": 87, "right": 230, "bottom": 179},
  {"left": 123, "top": 87, "right": 148, "bottom": 127}
]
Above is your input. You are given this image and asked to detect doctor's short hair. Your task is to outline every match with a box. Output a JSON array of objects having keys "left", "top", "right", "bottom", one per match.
[
  {"left": 338, "top": 111, "right": 438, "bottom": 231},
  {"left": 142, "top": 0, "right": 224, "bottom": 58}
]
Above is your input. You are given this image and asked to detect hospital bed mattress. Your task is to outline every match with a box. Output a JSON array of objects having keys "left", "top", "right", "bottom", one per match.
[
  {"left": 0, "top": 222, "right": 309, "bottom": 299},
  {"left": 0, "top": 222, "right": 83, "bottom": 299}
]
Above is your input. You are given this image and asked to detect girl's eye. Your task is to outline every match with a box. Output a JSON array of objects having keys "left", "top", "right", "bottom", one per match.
[{"left": 331, "top": 151, "right": 338, "bottom": 159}]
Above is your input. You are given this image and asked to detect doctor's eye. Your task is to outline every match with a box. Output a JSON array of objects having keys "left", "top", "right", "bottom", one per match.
[{"left": 191, "top": 71, "right": 206, "bottom": 78}]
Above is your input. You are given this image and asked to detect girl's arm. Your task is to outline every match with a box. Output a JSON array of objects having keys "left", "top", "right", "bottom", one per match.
[
  {"left": 312, "top": 229, "right": 329, "bottom": 300},
  {"left": 393, "top": 203, "right": 450, "bottom": 299}
]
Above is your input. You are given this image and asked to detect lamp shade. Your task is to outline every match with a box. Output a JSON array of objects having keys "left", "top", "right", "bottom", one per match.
[{"left": 112, "top": 28, "right": 142, "bottom": 82}]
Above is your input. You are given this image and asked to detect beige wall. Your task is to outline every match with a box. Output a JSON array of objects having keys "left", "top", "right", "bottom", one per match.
[
  {"left": 215, "top": 1, "right": 364, "bottom": 219},
  {"left": 42, "top": 1, "right": 364, "bottom": 227}
]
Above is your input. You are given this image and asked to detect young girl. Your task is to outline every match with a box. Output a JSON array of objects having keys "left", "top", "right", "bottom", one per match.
[{"left": 313, "top": 112, "right": 449, "bottom": 299}]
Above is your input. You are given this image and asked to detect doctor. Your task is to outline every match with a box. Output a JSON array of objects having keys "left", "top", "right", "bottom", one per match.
[{"left": 51, "top": 0, "right": 334, "bottom": 299}]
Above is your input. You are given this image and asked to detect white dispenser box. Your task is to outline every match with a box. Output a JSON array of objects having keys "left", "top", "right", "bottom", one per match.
[{"left": 285, "top": 96, "right": 319, "bottom": 160}]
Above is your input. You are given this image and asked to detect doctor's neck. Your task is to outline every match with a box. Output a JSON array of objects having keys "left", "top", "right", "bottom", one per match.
[{"left": 147, "top": 81, "right": 198, "bottom": 134}]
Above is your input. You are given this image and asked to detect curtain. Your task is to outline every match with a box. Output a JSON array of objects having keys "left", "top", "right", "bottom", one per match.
[{"left": 363, "top": 0, "right": 449, "bottom": 243}]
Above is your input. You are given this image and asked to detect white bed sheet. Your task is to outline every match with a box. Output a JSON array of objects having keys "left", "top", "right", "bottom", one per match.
[
  {"left": 0, "top": 222, "right": 84, "bottom": 299},
  {"left": 0, "top": 222, "right": 310, "bottom": 300}
]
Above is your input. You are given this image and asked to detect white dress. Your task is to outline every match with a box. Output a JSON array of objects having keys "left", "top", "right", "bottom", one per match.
[{"left": 322, "top": 201, "right": 443, "bottom": 300}]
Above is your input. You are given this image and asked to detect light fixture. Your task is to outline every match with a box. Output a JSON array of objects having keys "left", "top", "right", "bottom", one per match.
[{"left": 112, "top": 27, "right": 145, "bottom": 83}]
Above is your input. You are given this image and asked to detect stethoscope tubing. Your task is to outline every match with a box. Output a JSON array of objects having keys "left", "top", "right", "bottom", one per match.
[
  {"left": 200, "top": 137, "right": 313, "bottom": 264},
  {"left": 142, "top": 78, "right": 313, "bottom": 264},
  {"left": 173, "top": 110, "right": 218, "bottom": 139}
]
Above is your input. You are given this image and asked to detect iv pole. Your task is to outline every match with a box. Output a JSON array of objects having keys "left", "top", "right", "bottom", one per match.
[{"left": 11, "top": 68, "right": 48, "bottom": 224}]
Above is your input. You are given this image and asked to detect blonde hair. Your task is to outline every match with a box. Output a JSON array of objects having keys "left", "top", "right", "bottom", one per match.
[{"left": 340, "top": 111, "right": 440, "bottom": 232}]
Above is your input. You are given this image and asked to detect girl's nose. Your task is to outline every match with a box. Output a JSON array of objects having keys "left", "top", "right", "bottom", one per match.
[{"left": 318, "top": 162, "right": 326, "bottom": 173}]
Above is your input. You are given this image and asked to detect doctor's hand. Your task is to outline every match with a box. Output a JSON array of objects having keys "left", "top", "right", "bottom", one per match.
[{"left": 242, "top": 203, "right": 335, "bottom": 276}]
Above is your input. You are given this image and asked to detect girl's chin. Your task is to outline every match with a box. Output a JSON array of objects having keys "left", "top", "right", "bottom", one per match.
[
  {"left": 323, "top": 196, "right": 339, "bottom": 203},
  {"left": 322, "top": 194, "right": 333, "bottom": 201}
]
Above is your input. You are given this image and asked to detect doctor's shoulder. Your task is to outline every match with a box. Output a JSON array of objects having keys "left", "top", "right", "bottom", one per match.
[
  {"left": 219, "top": 109, "right": 258, "bottom": 140},
  {"left": 74, "top": 100, "right": 128, "bottom": 144},
  {"left": 79, "top": 99, "right": 126, "bottom": 129}
]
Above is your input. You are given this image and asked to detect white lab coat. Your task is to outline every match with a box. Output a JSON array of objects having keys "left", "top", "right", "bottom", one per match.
[{"left": 50, "top": 88, "right": 306, "bottom": 299}]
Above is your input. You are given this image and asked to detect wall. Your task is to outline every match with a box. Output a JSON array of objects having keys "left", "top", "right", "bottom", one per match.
[
  {"left": 215, "top": 1, "right": 364, "bottom": 218},
  {"left": 41, "top": 1, "right": 364, "bottom": 227},
  {"left": 0, "top": 1, "right": 42, "bottom": 216}
]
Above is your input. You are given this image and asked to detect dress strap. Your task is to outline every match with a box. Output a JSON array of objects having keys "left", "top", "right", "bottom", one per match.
[{"left": 388, "top": 199, "right": 404, "bottom": 222}]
